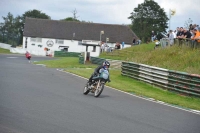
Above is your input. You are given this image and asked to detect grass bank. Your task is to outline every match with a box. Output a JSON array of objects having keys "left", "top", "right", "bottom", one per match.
[
  {"left": 34, "top": 57, "right": 97, "bottom": 68},
  {"left": 34, "top": 57, "right": 200, "bottom": 111},
  {"left": 0, "top": 48, "right": 11, "bottom": 54},
  {"left": 100, "top": 43, "right": 200, "bottom": 74}
]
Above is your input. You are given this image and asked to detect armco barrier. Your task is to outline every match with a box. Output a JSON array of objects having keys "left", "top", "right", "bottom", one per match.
[
  {"left": 90, "top": 57, "right": 122, "bottom": 69},
  {"left": 79, "top": 56, "right": 84, "bottom": 64},
  {"left": 122, "top": 62, "right": 200, "bottom": 97},
  {"left": 90, "top": 57, "right": 106, "bottom": 65},
  {"left": 54, "top": 51, "right": 81, "bottom": 57}
]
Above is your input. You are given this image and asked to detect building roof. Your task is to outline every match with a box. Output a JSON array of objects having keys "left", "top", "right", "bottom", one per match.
[{"left": 23, "top": 18, "right": 137, "bottom": 44}]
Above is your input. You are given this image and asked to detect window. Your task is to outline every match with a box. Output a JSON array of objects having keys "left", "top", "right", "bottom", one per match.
[
  {"left": 31, "top": 37, "right": 42, "bottom": 42},
  {"left": 93, "top": 46, "right": 96, "bottom": 52},
  {"left": 55, "top": 39, "right": 64, "bottom": 44}
]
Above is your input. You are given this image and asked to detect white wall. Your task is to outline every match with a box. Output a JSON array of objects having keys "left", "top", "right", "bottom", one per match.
[
  {"left": 22, "top": 37, "right": 102, "bottom": 56},
  {"left": 0, "top": 43, "right": 11, "bottom": 50},
  {"left": 23, "top": 37, "right": 84, "bottom": 52}
]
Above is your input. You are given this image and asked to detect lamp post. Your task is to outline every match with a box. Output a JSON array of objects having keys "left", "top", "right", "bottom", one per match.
[
  {"left": 106, "top": 37, "right": 109, "bottom": 43},
  {"left": 100, "top": 30, "right": 104, "bottom": 43},
  {"left": 168, "top": 9, "right": 176, "bottom": 30}
]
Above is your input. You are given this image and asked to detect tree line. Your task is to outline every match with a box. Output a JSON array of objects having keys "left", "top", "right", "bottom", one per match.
[{"left": 0, "top": 0, "right": 169, "bottom": 46}]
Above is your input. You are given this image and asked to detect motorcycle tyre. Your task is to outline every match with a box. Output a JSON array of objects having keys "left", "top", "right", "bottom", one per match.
[
  {"left": 83, "top": 84, "right": 90, "bottom": 95},
  {"left": 94, "top": 83, "right": 104, "bottom": 97}
]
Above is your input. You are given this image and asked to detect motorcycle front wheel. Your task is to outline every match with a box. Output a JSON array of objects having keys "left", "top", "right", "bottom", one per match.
[{"left": 94, "top": 83, "right": 104, "bottom": 97}]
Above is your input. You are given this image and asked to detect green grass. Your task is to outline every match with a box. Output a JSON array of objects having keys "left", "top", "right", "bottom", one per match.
[
  {"left": 66, "top": 68, "right": 200, "bottom": 110},
  {"left": 100, "top": 43, "right": 200, "bottom": 74},
  {"left": 0, "top": 47, "right": 11, "bottom": 54},
  {"left": 34, "top": 57, "right": 97, "bottom": 68},
  {"left": 34, "top": 57, "right": 200, "bottom": 110}
]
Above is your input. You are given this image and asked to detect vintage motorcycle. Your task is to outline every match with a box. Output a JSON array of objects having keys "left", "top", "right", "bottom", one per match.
[{"left": 83, "top": 68, "right": 109, "bottom": 97}]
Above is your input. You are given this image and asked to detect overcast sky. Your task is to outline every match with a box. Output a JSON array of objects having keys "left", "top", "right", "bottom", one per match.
[{"left": 0, "top": 0, "right": 199, "bottom": 31}]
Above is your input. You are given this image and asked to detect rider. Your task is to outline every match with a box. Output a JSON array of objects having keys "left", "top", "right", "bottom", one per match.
[
  {"left": 25, "top": 51, "right": 31, "bottom": 62},
  {"left": 88, "top": 61, "right": 111, "bottom": 85}
]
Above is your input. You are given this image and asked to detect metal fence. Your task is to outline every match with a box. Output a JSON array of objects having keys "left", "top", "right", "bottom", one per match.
[
  {"left": 54, "top": 51, "right": 81, "bottom": 57},
  {"left": 160, "top": 38, "right": 200, "bottom": 49},
  {"left": 122, "top": 62, "right": 200, "bottom": 97},
  {"left": 79, "top": 56, "right": 84, "bottom": 64}
]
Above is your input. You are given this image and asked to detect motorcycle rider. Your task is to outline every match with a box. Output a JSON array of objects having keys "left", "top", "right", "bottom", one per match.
[
  {"left": 25, "top": 51, "right": 31, "bottom": 62},
  {"left": 88, "top": 61, "right": 111, "bottom": 85}
]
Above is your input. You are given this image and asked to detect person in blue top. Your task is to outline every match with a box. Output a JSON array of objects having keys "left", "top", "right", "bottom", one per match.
[
  {"left": 122, "top": 42, "right": 125, "bottom": 49},
  {"left": 88, "top": 61, "right": 111, "bottom": 85}
]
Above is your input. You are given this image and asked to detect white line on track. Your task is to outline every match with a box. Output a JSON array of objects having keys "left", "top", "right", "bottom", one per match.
[
  {"left": 7, "top": 57, "right": 18, "bottom": 58},
  {"left": 56, "top": 68, "right": 200, "bottom": 115}
]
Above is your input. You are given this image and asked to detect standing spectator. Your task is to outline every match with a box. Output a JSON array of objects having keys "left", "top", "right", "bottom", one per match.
[
  {"left": 137, "top": 38, "right": 141, "bottom": 45},
  {"left": 191, "top": 28, "right": 200, "bottom": 48},
  {"left": 151, "top": 31, "right": 155, "bottom": 42},
  {"left": 173, "top": 30, "right": 177, "bottom": 38},
  {"left": 183, "top": 28, "right": 192, "bottom": 39},
  {"left": 132, "top": 37, "right": 136, "bottom": 46},
  {"left": 168, "top": 30, "right": 174, "bottom": 46},
  {"left": 183, "top": 28, "right": 192, "bottom": 46},
  {"left": 190, "top": 28, "right": 195, "bottom": 38},
  {"left": 189, "top": 24, "right": 193, "bottom": 31},
  {"left": 122, "top": 42, "right": 125, "bottom": 49},
  {"left": 197, "top": 25, "right": 200, "bottom": 31},
  {"left": 192, "top": 28, "right": 200, "bottom": 42},
  {"left": 100, "top": 41, "right": 105, "bottom": 53},
  {"left": 177, "top": 27, "right": 184, "bottom": 38},
  {"left": 115, "top": 42, "right": 121, "bottom": 49}
]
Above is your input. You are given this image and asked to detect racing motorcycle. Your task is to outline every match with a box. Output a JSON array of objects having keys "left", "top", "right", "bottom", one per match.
[{"left": 83, "top": 68, "right": 109, "bottom": 97}]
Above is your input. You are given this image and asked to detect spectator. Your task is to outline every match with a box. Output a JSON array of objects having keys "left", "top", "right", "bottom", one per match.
[
  {"left": 183, "top": 28, "right": 192, "bottom": 39},
  {"left": 173, "top": 30, "right": 177, "bottom": 38},
  {"left": 122, "top": 42, "right": 125, "bottom": 49},
  {"left": 137, "top": 38, "right": 141, "bottom": 45},
  {"left": 115, "top": 42, "right": 121, "bottom": 49},
  {"left": 190, "top": 28, "right": 195, "bottom": 38},
  {"left": 191, "top": 28, "right": 200, "bottom": 48},
  {"left": 197, "top": 25, "right": 200, "bottom": 31},
  {"left": 192, "top": 28, "right": 200, "bottom": 42},
  {"left": 189, "top": 24, "right": 193, "bottom": 31},
  {"left": 177, "top": 27, "right": 184, "bottom": 38},
  {"left": 151, "top": 31, "right": 155, "bottom": 42},
  {"left": 168, "top": 30, "right": 174, "bottom": 46},
  {"left": 132, "top": 37, "right": 136, "bottom": 46},
  {"left": 100, "top": 41, "right": 105, "bottom": 53}
]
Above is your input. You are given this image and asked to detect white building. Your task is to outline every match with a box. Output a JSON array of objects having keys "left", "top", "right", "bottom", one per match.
[{"left": 23, "top": 18, "right": 137, "bottom": 57}]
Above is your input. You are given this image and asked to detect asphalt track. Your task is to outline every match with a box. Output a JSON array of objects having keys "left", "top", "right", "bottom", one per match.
[{"left": 0, "top": 54, "right": 200, "bottom": 133}]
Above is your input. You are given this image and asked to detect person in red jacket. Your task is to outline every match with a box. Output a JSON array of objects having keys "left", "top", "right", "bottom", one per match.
[{"left": 25, "top": 51, "right": 31, "bottom": 62}]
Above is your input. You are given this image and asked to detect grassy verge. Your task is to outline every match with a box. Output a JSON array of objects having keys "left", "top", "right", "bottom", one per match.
[
  {"left": 0, "top": 48, "right": 11, "bottom": 54},
  {"left": 34, "top": 57, "right": 200, "bottom": 111},
  {"left": 34, "top": 57, "right": 97, "bottom": 68},
  {"left": 100, "top": 43, "right": 200, "bottom": 74}
]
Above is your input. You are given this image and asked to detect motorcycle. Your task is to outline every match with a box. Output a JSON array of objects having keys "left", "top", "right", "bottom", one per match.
[
  {"left": 83, "top": 68, "right": 109, "bottom": 97},
  {"left": 25, "top": 52, "right": 31, "bottom": 62}
]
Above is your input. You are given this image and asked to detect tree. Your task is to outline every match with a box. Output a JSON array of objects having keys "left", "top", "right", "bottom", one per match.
[
  {"left": 184, "top": 18, "right": 193, "bottom": 29},
  {"left": 61, "top": 17, "right": 80, "bottom": 22},
  {"left": 0, "top": 12, "right": 18, "bottom": 45},
  {"left": 128, "top": 0, "right": 168, "bottom": 42},
  {"left": 61, "top": 9, "right": 80, "bottom": 22},
  {"left": 1, "top": 10, "right": 51, "bottom": 45},
  {"left": 19, "top": 9, "right": 51, "bottom": 44}
]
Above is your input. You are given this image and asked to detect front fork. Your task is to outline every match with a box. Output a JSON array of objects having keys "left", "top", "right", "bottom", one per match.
[{"left": 96, "top": 80, "right": 101, "bottom": 91}]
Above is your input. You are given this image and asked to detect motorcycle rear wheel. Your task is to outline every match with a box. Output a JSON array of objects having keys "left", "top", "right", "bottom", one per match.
[{"left": 83, "top": 83, "right": 90, "bottom": 95}]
